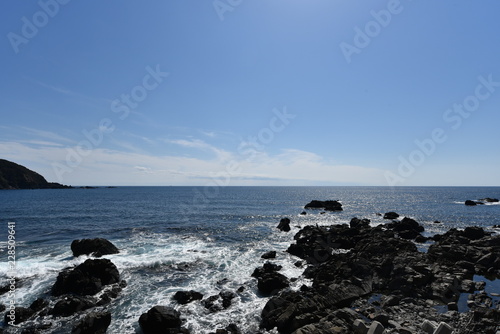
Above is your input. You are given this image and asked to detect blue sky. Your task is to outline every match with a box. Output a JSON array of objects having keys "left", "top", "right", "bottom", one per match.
[{"left": 1, "top": 0, "right": 499, "bottom": 186}]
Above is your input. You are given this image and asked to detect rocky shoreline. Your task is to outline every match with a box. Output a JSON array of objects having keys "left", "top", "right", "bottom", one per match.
[
  {"left": 258, "top": 205, "right": 500, "bottom": 334},
  {"left": 1, "top": 200, "right": 500, "bottom": 333}
]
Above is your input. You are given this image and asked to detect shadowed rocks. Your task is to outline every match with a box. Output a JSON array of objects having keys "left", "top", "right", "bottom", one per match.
[{"left": 52, "top": 259, "right": 120, "bottom": 296}]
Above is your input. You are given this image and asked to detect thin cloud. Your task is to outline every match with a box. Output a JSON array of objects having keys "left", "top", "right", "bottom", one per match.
[
  {"left": 19, "top": 127, "right": 75, "bottom": 144},
  {"left": 0, "top": 141, "right": 390, "bottom": 186}
]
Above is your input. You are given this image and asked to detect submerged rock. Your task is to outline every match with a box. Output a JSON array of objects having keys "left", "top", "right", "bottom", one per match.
[
  {"left": 480, "top": 197, "right": 499, "bottom": 202},
  {"left": 71, "top": 238, "right": 119, "bottom": 257},
  {"left": 261, "top": 251, "right": 277, "bottom": 259},
  {"left": 304, "top": 200, "right": 343, "bottom": 211}
]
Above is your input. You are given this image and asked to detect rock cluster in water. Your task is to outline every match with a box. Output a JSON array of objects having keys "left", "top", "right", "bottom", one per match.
[{"left": 1, "top": 238, "right": 124, "bottom": 333}]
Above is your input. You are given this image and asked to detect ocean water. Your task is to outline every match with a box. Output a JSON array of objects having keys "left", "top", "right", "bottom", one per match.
[{"left": 0, "top": 186, "right": 499, "bottom": 333}]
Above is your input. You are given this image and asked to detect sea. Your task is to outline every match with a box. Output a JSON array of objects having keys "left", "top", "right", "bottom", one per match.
[{"left": 1, "top": 186, "right": 500, "bottom": 333}]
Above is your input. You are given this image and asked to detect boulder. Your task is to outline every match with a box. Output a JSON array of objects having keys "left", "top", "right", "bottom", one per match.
[
  {"left": 383, "top": 212, "right": 399, "bottom": 220},
  {"left": 386, "top": 217, "right": 424, "bottom": 240},
  {"left": 174, "top": 290, "right": 203, "bottom": 305},
  {"left": 465, "top": 200, "right": 477, "bottom": 206},
  {"left": 139, "top": 306, "right": 182, "bottom": 334},
  {"left": 350, "top": 218, "right": 370, "bottom": 229},
  {"left": 52, "top": 259, "right": 120, "bottom": 296},
  {"left": 463, "top": 226, "right": 486, "bottom": 240},
  {"left": 252, "top": 262, "right": 282, "bottom": 278},
  {"left": 277, "top": 218, "right": 291, "bottom": 232},
  {"left": 71, "top": 312, "right": 111, "bottom": 334},
  {"left": 71, "top": 238, "right": 119, "bottom": 257},
  {"left": 257, "top": 272, "right": 289, "bottom": 295}
]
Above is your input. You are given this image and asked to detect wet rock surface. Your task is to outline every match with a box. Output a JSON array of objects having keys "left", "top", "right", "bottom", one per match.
[
  {"left": 52, "top": 258, "right": 120, "bottom": 296},
  {"left": 262, "top": 218, "right": 500, "bottom": 334}
]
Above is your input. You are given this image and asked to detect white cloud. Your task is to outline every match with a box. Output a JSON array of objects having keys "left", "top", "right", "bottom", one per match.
[{"left": 0, "top": 140, "right": 389, "bottom": 186}]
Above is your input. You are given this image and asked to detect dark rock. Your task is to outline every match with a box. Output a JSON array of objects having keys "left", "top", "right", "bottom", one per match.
[
  {"left": 52, "top": 259, "right": 120, "bottom": 296},
  {"left": 220, "top": 290, "right": 236, "bottom": 308},
  {"left": 252, "top": 262, "right": 282, "bottom": 278},
  {"left": 350, "top": 217, "right": 370, "bottom": 229},
  {"left": 257, "top": 272, "right": 289, "bottom": 295},
  {"left": 139, "top": 306, "right": 182, "bottom": 334},
  {"left": 261, "top": 251, "right": 277, "bottom": 259},
  {"left": 382, "top": 295, "right": 400, "bottom": 307},
  {"left": 374, "top": 313, "right": 390, "bottom": 327},
  {"left": 29, "top": 298, "right": 49, "bottom": 312},
  {"left": 4, "top": 307, "right": 34, "bottom": 325},
  {"left": 304, "top": 200, "right": 343, "bottom": 211},
  {"left": 385, "top": 217, "right": 424, "bottom": 240},
  {"left": 383, "top": 212, "right": 399, "bottom": 220},
  {"left": 71, "top": 311, "right": 111, "bottom": 334},
  {"left": 50, "top": 295, "right": 95, "bottom": 317},
  {"left": 463, "top": 226, "right": 486, "bottom": 240},
  {"left": 174, "top": 290, "right": 203, "bottom": 304},
  {"left": 415, "top": 235, "right": 429, "bottom": 243},
  {"left": 465, "top": 200, "right": 478, "bottom": 206},
  {"left": 480, "top": 197, "right": 499, "bottom": 202},
  {"left": 71, "top": 238, "right": 119, "bottom": 257},
  {"left": 202, "top": 291, "right": 236, "bottom": 312},
  {"left": 19, "top": 323, "right": 53, "bottom": 333},
  {"left": 277, "top": 218, "right": 291, "bottom": 232},
  {"left": 224, "top": 323, "right": 241, "bottom": 334},
  {"left": 300, "top": 211, "right": 307, "bottom": 215}
]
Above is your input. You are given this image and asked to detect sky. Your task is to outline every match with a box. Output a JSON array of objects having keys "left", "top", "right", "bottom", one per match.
[{"left": 1, "top": 0, "right": 499, "bottom": 186}]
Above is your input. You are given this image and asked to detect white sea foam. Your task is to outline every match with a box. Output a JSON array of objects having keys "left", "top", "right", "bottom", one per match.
[{"left": 0, "top": 226, "right": 306, "bottom": 333}]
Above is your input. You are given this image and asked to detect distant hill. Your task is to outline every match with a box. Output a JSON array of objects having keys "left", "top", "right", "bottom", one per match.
[{"left": 0, "top": 159, "right": 72, "bottom": 190}]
